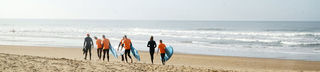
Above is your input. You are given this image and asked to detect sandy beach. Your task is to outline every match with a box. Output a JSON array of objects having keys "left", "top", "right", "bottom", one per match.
[{"left": 0, "top": 45, "right": 320, "bottom": 72}]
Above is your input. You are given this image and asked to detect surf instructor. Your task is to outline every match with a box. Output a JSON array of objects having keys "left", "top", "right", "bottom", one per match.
[
  {"left": 102, "top": 35, "right": 111, "bottom": 62},
  {"left": 94, "top": 36, "right": 103, "bottom": 60},
  {"left": 147, "top": 36, "right": 157, "bottom": 64},
  {"left": 83, "top": 33, "right": 93, "bottom": 60},
  {"left": 157, "top": 40, "right": 166, "bottom": 65},
  {"left": 122, "top": 35, "right": 133, "bottom": 63}
]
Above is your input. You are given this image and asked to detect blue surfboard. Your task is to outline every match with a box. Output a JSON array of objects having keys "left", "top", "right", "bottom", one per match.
[
  {"left": 109, "top": 43, "right": 118, "bottom": 58},
  {"left": 130, "top": 44, "right": 141, "bottom": 61},
  {"left": 160, "top": 46, "right": 174, "bottom": 61}
]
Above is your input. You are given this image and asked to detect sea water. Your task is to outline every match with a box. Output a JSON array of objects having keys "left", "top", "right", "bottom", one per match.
[{"left": 0, "top": 19, "right": 320, "bottom": 61}]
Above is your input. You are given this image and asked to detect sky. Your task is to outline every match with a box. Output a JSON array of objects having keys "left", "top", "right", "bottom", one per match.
[{"left": 0, "top": 0, "right": 319, "bottom": 21}]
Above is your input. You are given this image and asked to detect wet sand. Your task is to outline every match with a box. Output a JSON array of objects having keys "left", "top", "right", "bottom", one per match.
[{"left": 0, "top": 45, "right": 320, "bottom": 72}]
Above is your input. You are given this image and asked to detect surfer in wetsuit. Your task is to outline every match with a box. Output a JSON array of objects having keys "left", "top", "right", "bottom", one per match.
[
  {"left": 147, "top": 36, "right": 157, "bottom": 64},
  {"left": 83, "top": 34, "right": 93, "bottom": 60},
  {"left": 121, "top": 35, "right": 133, "bottom": 63},
  {"left": 94, "top": 36, "right": 103, "bottom": 60},
  {"left": 157, "top": 40, "right": 166, "bottom": 65},
  {"left": 118, "top": 36, "right": 125, "bottom": 61},
  {"left": 102, "top": 35, "right": 111, "bottom": 62}
]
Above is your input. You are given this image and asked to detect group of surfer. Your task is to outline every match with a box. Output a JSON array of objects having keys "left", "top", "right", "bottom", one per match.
[{"left": 83, "top": 34, "right": 167, "bottom": 65}]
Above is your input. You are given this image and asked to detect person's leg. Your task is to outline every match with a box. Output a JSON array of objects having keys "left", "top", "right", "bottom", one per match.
[
  {"left": 89, "top": 48, "right": 92, "bottom": 60},
  {"left": 121, "top": 55, "right": 124, "bottom": 61},
  {"left": 161, "top": 53, "right": 165, "bottom": 65},
  {"left": 106, "top": 49, "right": 109, "bottom": 62},
  {"left": 99, "top": 48, "right": 102, "bottom": 59},
  {"left": 150, "top": 48, "right": 155, "bottom": 64},
  {"left": 84, "top": 48, "right": 88, "bottom": 60},
  {"left": 127, "top": 49, "right": 132, "bottom": 63},
  {"left": 124, "top": 50, "right": 129, "bottom": 63},
  {"left": 103, "top": 49, "right": 106, "bottom": 61},
  {"left": 97, "top": 49, "right": 100, "bottom": 59}
]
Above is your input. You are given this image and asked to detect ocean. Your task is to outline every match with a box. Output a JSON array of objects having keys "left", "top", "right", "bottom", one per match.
[{"left": 0, "top": 19, "right": 320, "bottom": 61}]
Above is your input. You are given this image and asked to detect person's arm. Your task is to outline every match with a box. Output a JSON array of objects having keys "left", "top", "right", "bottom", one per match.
[
  {"left": 118, "top": 42, "right": 121, "bottom": 47},
  {"left": 120, "top": 41, "right": 124, "bottom": 51},
  {"left": 109, "top": 42, "right": 111, "bottom": 49},
  {"left": 147, "top": 41, "right": 150, "bottom": 47},
  {"left": 83, "top": 39, "right": 86, "bottom": 48},
  {"left": 90, "top": 39, "right": 94, "bottom": 49},
  {"left": 118, "top": 42, "right": 121, "bottom": 51},
  {"left": 154, "top": 41, "right": 157, "bottom": 48}
]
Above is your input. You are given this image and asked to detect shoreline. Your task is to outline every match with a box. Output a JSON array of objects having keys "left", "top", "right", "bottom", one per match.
[
  {"left": 2, "top": 44, "right": 318, "bottom": 62},
  {"left": 1, "top": 45, "right": 320, "bottom": 72}
]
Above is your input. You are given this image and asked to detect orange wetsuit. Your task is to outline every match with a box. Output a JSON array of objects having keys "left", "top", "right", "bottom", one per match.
[
  {"left": 96, "top": 39, "right": 102, "bottom": 48},
  {"left": 158, "top": 43, "right": 166, "bottom": 53},
  {"left": 102, "top": 38, "right": 110, "bottom": 49},
  {"left": 123, "top": 39, "right": 131, "bottom": 50}
]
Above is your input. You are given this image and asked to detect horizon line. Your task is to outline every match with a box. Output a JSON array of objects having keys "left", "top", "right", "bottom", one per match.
[{"left": 0, "top": 18, "right": 320, "bottom": 22}]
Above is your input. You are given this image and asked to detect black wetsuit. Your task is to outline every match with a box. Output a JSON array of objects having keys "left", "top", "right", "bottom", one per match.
[
  {"left": 83, "top": 36, "right": 93, "bottom": 60},
  {"left": 160, "top": 53, "right": 165, "bottom": 65},
  {"left": 147, "top": 40, "right": 157, "bottom": 64},
  {"left": 125, "top": 43, "right": 133, "bottom": 63},
  {"left": 97, "top": 48, "right": 102, "bottom": 59},
  {"left": 125, "top": 49, "right": 132, "bottom": 62},
  {"left": 103, "top": 49, "right": 109, "bottom": 61}
]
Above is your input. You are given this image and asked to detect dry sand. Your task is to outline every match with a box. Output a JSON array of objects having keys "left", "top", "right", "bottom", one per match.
[{"left": 0, "top": 45, "right": 320, "bottom": 72}]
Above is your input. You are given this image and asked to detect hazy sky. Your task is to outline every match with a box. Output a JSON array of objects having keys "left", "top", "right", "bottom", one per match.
[{"left": 0, "top": 0, "right": 319, "bottom": 21}]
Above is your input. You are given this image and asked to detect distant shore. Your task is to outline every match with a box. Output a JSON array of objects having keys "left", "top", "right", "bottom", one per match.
[{"left": 0, "top": 45, "right": 320, "bottom": 72}]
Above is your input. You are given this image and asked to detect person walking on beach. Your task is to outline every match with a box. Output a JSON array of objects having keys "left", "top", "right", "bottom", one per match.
[
  {"left": 83, "top": 34, "right": 93, "bottom": 60},
  {"left": 102, "top": 35, "right": 111, "bottom": 62},
  {"left": 122, "top": 35, "right": 133, "bottom": 63},
  {"left": 94, "top": 36, "right": 103, "bottom": 60},
  {"left": 147, "top": 36, "right": 157, "bottom": 64},
  {"left": 117, "top": 36, "right": 125, "bottom": 61},
  {"left": 157, "top": 40, "right": 166, "bottom": 65}
]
